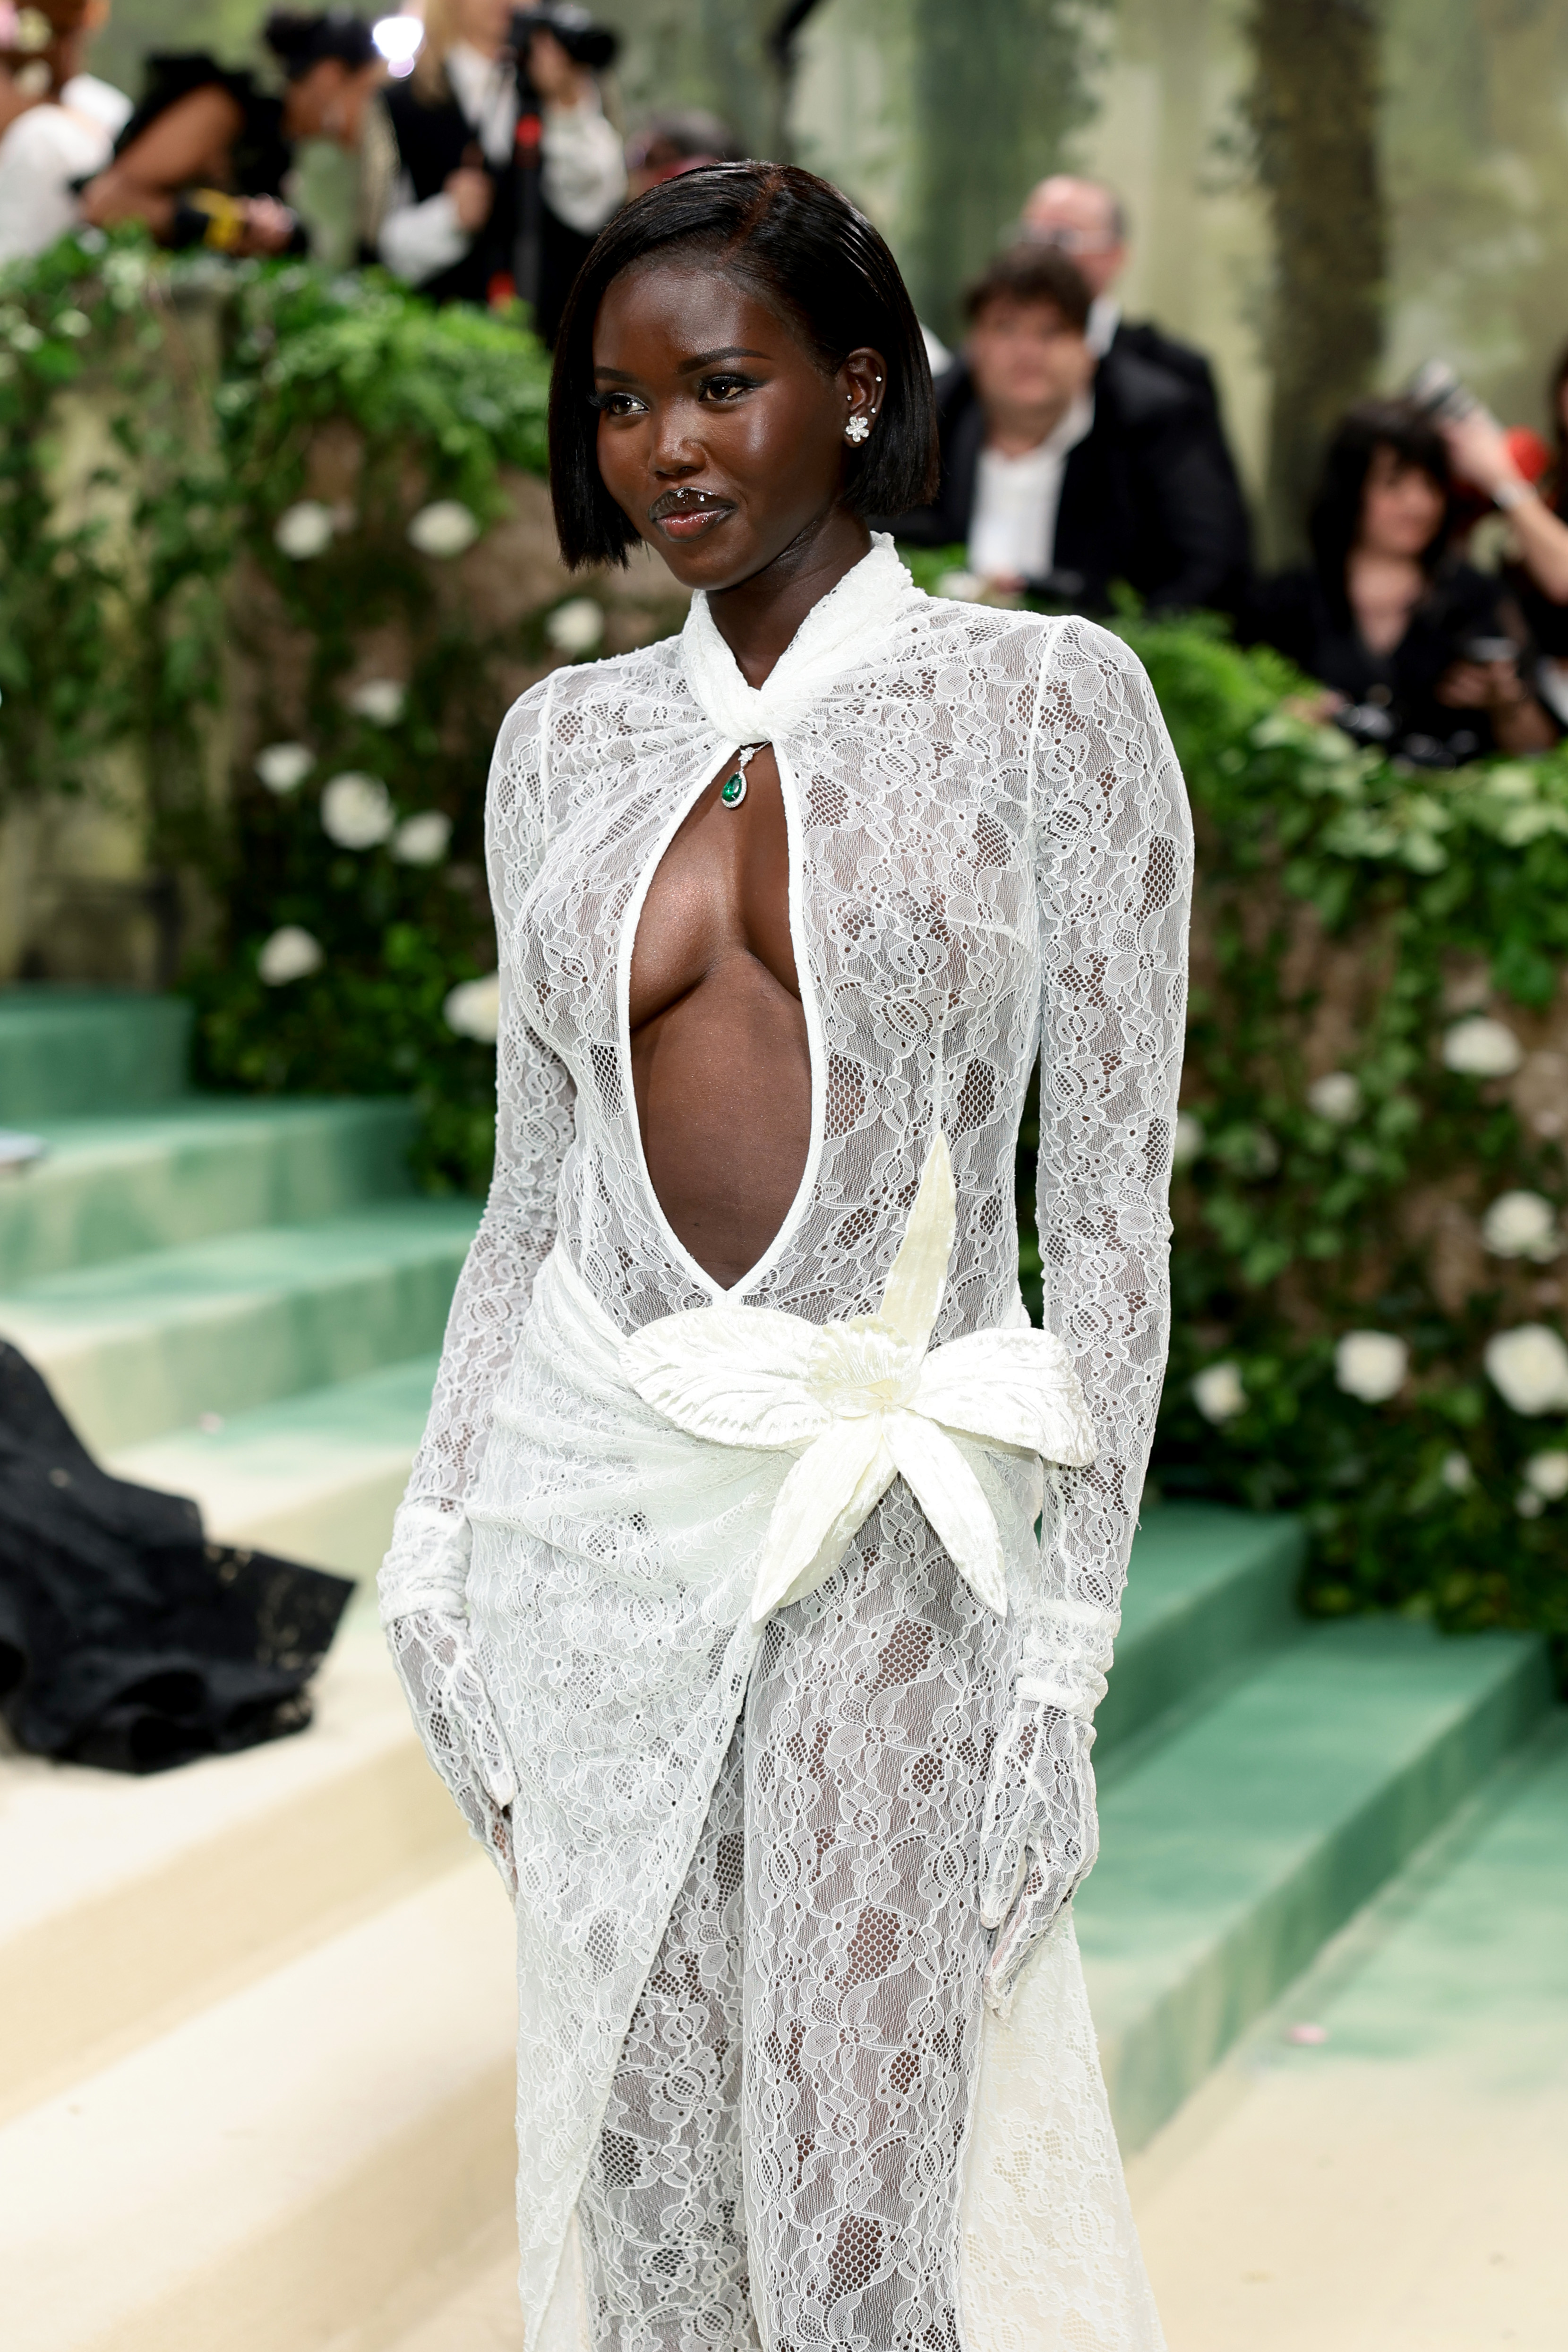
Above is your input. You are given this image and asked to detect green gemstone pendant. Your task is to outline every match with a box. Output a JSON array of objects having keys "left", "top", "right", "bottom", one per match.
[{"left": 720, "top": 772, "right": 747, "bottom": 808}]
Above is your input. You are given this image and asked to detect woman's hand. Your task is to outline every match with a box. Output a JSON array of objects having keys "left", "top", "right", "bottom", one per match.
[
  {"left": 444, "top": 164, "right": 495, "bottom": 234},
  {"left": 235, "top": 196, "right": 299, "bottom": 256},
  {"left": 1437, "top": 654, "right": 1556, "bottom": 751},
  {"left": 978, "top": 1697, "right": 1099, "bottom": 2016},
  {"left": 1440, "top": 409, "right": 1568, "bottom": 606},
  {"left": 387, "top": 1607, "right": 518, "bottom": 1893}
]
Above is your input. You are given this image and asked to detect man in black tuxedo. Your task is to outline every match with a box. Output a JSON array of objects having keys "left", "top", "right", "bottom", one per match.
[{"left": 893, "top": 245, "right": 1250, "bottom": 615}]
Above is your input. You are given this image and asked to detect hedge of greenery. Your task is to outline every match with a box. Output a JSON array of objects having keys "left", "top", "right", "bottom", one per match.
[{"left": 3, "top": 243, "right": 1565, "bottom": 1661}]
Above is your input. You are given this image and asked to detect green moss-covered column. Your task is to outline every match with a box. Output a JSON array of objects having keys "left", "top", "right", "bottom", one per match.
[
  {"left": 1247, "top": 0, "right": 1388, "bottom": 562},
  {"left": 905, "top": 0, "right": 1105, "bottom": 347}
]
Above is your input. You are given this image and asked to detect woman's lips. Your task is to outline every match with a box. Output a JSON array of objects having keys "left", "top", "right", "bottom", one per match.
[{"left": 650, "top": 494, "right": 734, "bottom": 540}]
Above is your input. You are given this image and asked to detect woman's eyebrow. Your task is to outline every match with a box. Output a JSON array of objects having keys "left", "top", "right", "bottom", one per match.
[{"left": 677, "top": 346, "right": 769, "bottom": 370}]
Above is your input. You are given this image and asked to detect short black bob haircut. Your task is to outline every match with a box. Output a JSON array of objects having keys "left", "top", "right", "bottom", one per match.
[
  {"left": 264, "top": 8, "right": 379, "bottom": 76},
  {"left": 1309, "top": 398, "right": 1456, "bottom": 611},
  {"left": 549, "top": 163, "right": 939, "bottom": 569}
]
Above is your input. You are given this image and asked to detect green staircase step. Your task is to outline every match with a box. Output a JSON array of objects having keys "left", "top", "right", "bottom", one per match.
[
  {"left": 0, "top": 989, "right": 191, "bottom": 1120},
  {"left": 0, "top": 1100, "right": 418, "bottom": 1284},
  {"left": 1079, "top": 1615, "right": 1552, "bottom": 2152},
  {"left": 1099, "top": 1505, "right": 1304, "bottom": 1760},
  {"left": 0, "top": 1203, "right": 479, "bottom": 1451},
  {"left": 108, "top": 1356, "right": 442, "bottom": 1582}
]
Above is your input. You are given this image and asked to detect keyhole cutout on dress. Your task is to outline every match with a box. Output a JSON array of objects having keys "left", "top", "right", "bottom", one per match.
[{"left": 627, "top": 744, "right": 814, "bottom": 1291}]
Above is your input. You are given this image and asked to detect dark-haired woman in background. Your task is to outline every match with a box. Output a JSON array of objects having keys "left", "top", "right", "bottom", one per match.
[
  {"left": 379, "top": 160, "right": 1182, "bottom": 2350},
  {"left": 81, "top": 9, "right": 382, "bottom": 256},
  {"left": 1247, "top": 398, "right": 1553, "bottom": 760}
]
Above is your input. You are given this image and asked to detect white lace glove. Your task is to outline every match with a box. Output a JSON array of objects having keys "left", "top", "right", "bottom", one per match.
[
  {"left": 978, "top": 1695, "right": 1099, "bottom": 2016},
  {"left": 387, "top": 1608, "right": 519, "bottom": 1894}
]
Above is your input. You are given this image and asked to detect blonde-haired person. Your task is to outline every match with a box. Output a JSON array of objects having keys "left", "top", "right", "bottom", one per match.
[
  {"left": 376, "top": 0, "right": 624, "bottom": 342},
  {"left": 0, "top": 0, "right": 130, "bottom": 261}
]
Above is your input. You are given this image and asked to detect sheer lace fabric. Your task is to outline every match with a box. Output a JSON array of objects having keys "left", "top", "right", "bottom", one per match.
[{"left": 379, "top": 543, "right": 1189, "bottom": 2351}]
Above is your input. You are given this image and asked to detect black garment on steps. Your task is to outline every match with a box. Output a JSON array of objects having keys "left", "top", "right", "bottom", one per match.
[{"left": 0, "top": 1342, "right": 351, "bottom": 1774}]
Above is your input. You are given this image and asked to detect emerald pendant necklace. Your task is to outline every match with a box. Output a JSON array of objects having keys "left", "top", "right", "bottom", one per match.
[{"left": 719, "top": 744, "right": 763, "bottom": 808}]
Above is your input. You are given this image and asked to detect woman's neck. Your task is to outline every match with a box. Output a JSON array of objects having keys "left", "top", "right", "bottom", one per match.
[
  {"left": 1347, "top": 544, "right": 1425, "bottom": 657},
  {"left": 705, "top": 509, "right": 874, "bottom": 690}
]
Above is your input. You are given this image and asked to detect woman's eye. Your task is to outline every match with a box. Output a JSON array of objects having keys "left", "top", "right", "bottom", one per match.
[
  {"left": 699, "top": 374, "right": 760, "bottom": 403},
  {"left": 590, "top": 391, "right": 645, "bottom": 418}
]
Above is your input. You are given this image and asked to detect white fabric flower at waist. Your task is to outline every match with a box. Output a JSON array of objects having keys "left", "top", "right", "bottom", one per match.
[{"left": 622, "top": 1133, "right": 1097, "bottom": 1628}]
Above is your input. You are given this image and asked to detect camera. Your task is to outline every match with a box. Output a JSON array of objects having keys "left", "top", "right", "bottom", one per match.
[
  {"left": 1407, "top": 359, "right": 1480, "bottom": 427},
  {"left": 508, "top": 5, "right": 619, "bottom": 77}
]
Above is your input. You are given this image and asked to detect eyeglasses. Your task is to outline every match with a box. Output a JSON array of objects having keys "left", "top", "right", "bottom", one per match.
[{"left": 1025, "top": 225, "right": 1118, "bottom": 256}]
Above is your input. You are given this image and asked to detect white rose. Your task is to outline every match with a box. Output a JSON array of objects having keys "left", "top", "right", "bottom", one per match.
[
  {"left": 1480, "top": 1189, "right": 1560, "bottom": 1262},
  {"left": 1334, "top": 1330, "right": 1408, "bottom": 1403},
  {"left": 408, "top": 500, "right": 480, "bottom": 558},
  {"left": 321, "top": 771, "right": 394, "bottom": 850},
  {"left": 1440, "top": 1450, "right": 1473, "bottom": 1493},
  {"left": 347, "top": 677, "right": 408, "bottom": 725},
  {"left": 391, "top": 811, "right": 452, "bottom": 866},
  {"left": 257, "top": 925, "right": 323, "bottom": 985},
  {"left": 1193, "top": 1362, "right": 1246, "bottom": 1423},
  {"left": 1524, "top": 1448, "right": 1568, "bottom": 1499},
  {"left": 444, "top": 973, "right": 501, "bottom": 1043},
  {"left": 273, "top": 500, "right": 336, "bottom": 560},
  {"left": 546, "top": 598, "right": 605, "bottom": 656},
  {"left": 1442, "top": 1016, "right": 1523, "bottom": 1078},
  {"left": 1172, "top": 1112, "right": 1205, "bottom": 1167},
  {"left": 1307, "top": 1071, "right": 1362, "bottom": 1124},
  {"left": 254, "top": 742, "right": 314, "bottom": 795},
  {"left": 1484, "top": 1323, "right": 1568, "bottom": 1415}
]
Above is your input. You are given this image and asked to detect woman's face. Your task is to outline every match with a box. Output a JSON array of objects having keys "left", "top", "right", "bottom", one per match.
[
  {"left": 1358, "top": 444, "right": 1446, "bottom": 560},
  {"left": 590, "top": 262, "right": 883, "bottom": 594}
]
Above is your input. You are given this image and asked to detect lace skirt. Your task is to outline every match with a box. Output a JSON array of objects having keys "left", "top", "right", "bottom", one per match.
[{"left": 464, "top": 1243, "right": 1164, "bottom": 2351}]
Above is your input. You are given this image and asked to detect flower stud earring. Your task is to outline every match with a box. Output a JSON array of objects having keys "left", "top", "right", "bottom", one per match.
[{"left": 845, "top": 414, "right": 872, "bottom": 444}]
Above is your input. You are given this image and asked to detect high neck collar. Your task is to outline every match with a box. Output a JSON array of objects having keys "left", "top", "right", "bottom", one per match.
[{"left": 679, "top": 533, "right": 922, "bottom": 747}]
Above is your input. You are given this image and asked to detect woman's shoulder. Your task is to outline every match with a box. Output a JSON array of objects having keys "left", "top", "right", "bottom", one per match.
[
  {"left": 111, "top": 55, "right": 250, "bottom": 156},
  {"left": 492, "top": 636, "right": 686, "bottom": 758}
]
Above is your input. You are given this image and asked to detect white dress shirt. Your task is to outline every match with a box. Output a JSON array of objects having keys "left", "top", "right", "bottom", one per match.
[
  {"left": 377, "top": 44, "right": 625, "bottom": 289},
  {"left": 967, "top": 393, "right": 1094, "bottom": 583},
  {"left": 1086, "top": 293, "right": 1121, "bottom": 359}
]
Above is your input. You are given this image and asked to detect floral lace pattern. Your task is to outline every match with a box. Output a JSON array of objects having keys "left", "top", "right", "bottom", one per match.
[{"left": 379, "top": 556, "right": 1189, "bottom": 2352}]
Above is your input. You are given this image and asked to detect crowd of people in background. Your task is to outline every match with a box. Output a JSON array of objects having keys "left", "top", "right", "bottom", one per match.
[{"left": 7, "top": 1, "right": 1568, "bottom": 764}]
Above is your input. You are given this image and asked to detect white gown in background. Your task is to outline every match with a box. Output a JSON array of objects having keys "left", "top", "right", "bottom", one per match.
[
  {"left": 380, "top": 538, "right": 1191, "bottom": 2350},
  {"left": 0, "top": 75, "right": 130, "bottom": 264}
]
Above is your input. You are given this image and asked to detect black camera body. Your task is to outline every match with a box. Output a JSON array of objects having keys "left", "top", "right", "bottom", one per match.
[{"left": 508, "top": 5, "right": 619, "bottom": 77}]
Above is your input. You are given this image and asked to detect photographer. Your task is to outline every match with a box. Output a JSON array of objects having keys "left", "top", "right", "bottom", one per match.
[
  {"left": 81, "top": 10, "right": 381, "bottom": 256},
  {"left": 1245, "top": 400, "right": 1554, "bottom": 761},
  {"left": 376, "top": 0, "right": 624, "bottom": 342}
]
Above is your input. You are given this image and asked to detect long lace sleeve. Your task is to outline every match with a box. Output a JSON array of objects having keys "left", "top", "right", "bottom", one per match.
[
  {"left": 378, "top": 678, "right": 577, "bottom": 1625},
  {"left": 1021, "top": 618, "right": 1192, "bottom": 1719}
]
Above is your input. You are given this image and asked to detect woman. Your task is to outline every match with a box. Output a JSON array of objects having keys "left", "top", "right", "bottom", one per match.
[
  {"left": 380, "top": 163, "right": 1187, "bottom": 2352},
  {"left": 375, "top": 0, "right": 624, "bottom": 339},
  {"left": 80, "top": 9, "right": 382, "bottom": 257},
  {"left": 1248, "top": 399, "right": 1552, "bottom": 761},
  {"left": 0, "top": 0, "right": 130, "bottom": 263}
]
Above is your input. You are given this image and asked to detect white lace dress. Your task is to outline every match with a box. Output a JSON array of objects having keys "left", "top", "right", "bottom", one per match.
[{"left": 379, "top": 538, "right": 1191, "bottom": 2352}]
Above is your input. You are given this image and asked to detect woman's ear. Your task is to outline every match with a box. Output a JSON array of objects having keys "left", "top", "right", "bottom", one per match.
[{"left": 839, "top": 346, "right": 887, "bottom": 446}]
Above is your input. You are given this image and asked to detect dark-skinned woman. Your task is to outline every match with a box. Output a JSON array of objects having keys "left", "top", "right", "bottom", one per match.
[
  {"left": 80, "top": 9, "right": 383, "bottom": 259},
  {"left": 1246, "top": 398, "right": 1554, "bottom": 761},
  {"left": 379, "top": 163, "right": 1185, "bottom": 2352}
]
